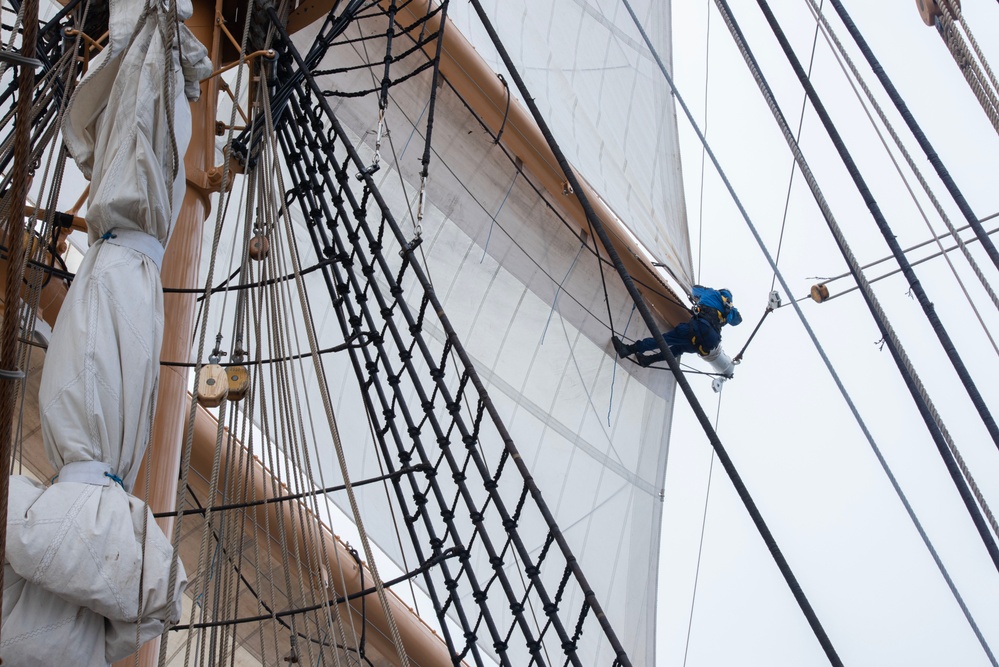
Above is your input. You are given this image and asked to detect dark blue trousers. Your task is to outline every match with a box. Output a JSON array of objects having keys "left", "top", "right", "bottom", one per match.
[{"left": 630, "top": 317, "right": 721, "bottom": 359}]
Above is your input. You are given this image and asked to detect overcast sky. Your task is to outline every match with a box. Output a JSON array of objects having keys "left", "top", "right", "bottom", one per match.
[{"left": 659, "top": 2, "right": 999, "bottom": 666}]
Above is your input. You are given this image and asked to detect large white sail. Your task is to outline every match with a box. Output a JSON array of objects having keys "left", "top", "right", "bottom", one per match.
[
  {"left": 448, "top": 0, "right": 693, "bottom": 289},
  {"left": 236, "top": 3, "right": 694, "bottom": 662}
]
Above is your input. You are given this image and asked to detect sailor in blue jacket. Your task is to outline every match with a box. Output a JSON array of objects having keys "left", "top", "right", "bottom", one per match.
[{"left": 612, "top": 286, "right": 742, "bottom": 367}]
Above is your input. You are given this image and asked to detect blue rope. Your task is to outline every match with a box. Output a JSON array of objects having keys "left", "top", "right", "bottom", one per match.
[
  {"left": 103, "top": 471, "right": 124, "bottom": 488},
  {"left": 100, "top": 230, "right": 117, "bottom": 241},
  {"left": 541, "top": 242, "right": 585, "bottom": 345}
]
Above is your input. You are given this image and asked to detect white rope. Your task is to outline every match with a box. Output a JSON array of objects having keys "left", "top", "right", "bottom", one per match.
[
  {"left": 804, "top": 0, "right": 999, "bottom": 356},
  {"left": 261, "top": 75, "right": 412, "bottom": 665}
]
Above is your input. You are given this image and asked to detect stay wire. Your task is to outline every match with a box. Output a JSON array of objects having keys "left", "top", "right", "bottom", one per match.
[
  {"left": 748, "top": 0, "right": 999, "bottom": 482},
  {"left": 681, "top": 394, "right": 721, "bottom": 667},
  {"left": 818, "top": 224, "right": 999, "bottom": 305},
  {"left": 695, "top": 0, "right": 710, "bottom": 284},
  {"left": 803, "top": 0, "right": 999, "bottom": 358},
  {"left": 626, "top": 0, "right": 994, "bottom": 661},
  {"left": 825, "top": 0, "right": 999, "bottom": 274},
  {"left": 770, "top": 0, "right": 824, "bottom": 293},
  {"left": 714, "top": 0, "right": 999, "bottom": 587},
  {"left": 468, "top": 0, "right": 842, "bottom": 662}
]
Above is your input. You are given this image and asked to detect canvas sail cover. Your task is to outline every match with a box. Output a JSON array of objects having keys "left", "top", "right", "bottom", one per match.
[
  {"left": 248, "top": 3, "right": 690, "bottom": 663},
  {"left": 1, "top": 0, "right": 211, "bottom": 663}
]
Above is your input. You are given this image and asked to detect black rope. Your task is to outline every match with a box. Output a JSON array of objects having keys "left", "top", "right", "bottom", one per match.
[
  {"left": 379, "top": 0, "right": 397, "bottom": 111},
  {"left": 494, "top": 73, "right": 510, "bottom": 144},
  {"left": 749, "top": 0, "right": 999, "bottom": 454},
  {"left": 276, "top": 94, "right": 488, "bottom": 665},
  {"left": 711, "top": 0, "right": 999, "bottom": 574},
  {"left": 276, "top": 36, "right": 593, "bottom": 666},
  {"left": 172, "top": 548, "right": 462, "bottom": 631},
  {"left": 152, "top": 465, "right": 428, "bottom": 519},
  {"left": 826, "top": 0, "right": 999, "bottom": 273},
  {"left": 470, "top": 1, "right": 845, "bottom": 665},
  {"left": 418, "top": 0, "right": 448, "bottom": 181}
]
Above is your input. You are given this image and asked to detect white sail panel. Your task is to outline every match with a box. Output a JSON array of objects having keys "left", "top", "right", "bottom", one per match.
[
  {"left": 447, "top": 0, "right": 693, "bottom": 290},
  {"left": 268, "top": 17, "right": 679, "bottom": 663}
]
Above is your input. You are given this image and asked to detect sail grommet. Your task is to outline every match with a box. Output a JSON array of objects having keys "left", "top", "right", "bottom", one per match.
[
  {"left": 197, "top": 364, "right": 228, "bottom": 407},
  {"left": 810, "top": 283, "right": 830, "bottom": 303},
  {"left": 227, "top": 365, "right": 250, "bottom": 402},
  {"left": 248, "top": 235, "right": 270, "bottom": 260}
]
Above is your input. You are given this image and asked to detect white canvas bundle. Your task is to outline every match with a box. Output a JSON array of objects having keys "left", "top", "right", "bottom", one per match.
[{"left": 1, "top": 0, "right": 211, "bottom": 663}]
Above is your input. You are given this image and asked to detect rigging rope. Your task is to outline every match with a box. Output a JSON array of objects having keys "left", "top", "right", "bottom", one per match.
[
  {"left": 275, "top": 11, "right": 621, "bottom": 662},
  {"left": 936, "top": 1, "right": 999, "bottom": 135},
  {"left": 743, "top": 0, "right": 999, "bottom": 539},
  {"left": 817, "top": 224, "right": 999, "bottom": 305},
  {"left": 770, "top": 0, "right": 824, "bottom": 293},
  {"left": 415, "top": 0, "right": 448, "bottom": 237},
  {"left": 803, "top": 0, "right": 999, "bottom": 357},
  {"left": 753, "top": 0, "right": 999, "bottom": 456},
  {"left": 682, "top": 395, "right": 721, "bottom": 667},
  {"left": 622, "top": 0, "right": 997, "bottom": 661},
  {"left": 469, "top": 0, "right": 842, "bottom": 662},
  {"left": 261, "top": 55, "right": 413, "bottom": 666},
  {"left": 825, "top": 0, "right": 999, "bottom": 274}
]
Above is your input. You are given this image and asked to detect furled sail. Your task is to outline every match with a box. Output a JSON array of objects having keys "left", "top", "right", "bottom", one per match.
[{"left": 1, "top": 0, "right": 211, "bottom": 662}]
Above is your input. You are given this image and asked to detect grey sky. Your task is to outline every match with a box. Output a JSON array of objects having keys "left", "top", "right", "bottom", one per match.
[{"left": 660, "top": 2, "right": 999, "bottom": 665}]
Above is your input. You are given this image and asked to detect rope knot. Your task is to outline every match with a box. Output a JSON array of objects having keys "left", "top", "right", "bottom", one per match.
[{"left": 104, "top": 471, "right": 125, "bottom": 488}]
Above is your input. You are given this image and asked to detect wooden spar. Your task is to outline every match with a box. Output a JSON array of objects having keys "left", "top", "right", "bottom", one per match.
[
  {"left": 287, "top": 0, "right": 691, "bottom": 327},
  {"left": 186, "top": 404, "right": 453, "bottom": 666}
]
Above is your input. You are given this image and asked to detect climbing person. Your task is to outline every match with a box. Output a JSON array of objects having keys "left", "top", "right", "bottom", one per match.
[{"left": 612, "top": 285, "right": 742, "bottom": 368}]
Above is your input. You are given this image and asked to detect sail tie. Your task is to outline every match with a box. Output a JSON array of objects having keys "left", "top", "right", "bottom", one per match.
[
  {"left": 98, "top": 228, "right": 166, "bottom": 271},
  {"left": 54, "top": 460, "right": 121, "bottom": 488}
]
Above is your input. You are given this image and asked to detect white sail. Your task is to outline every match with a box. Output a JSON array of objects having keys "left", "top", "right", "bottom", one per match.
[
  {"left": 448, "top": 0, "right": 693, "bottom": 290},
  {"left": 234, "top": 3, "right": 693, "bottom": 661}
]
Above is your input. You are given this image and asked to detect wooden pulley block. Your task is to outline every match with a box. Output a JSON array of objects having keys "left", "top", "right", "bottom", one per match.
[
  {"left": 248, "top": 234, "right": 270, "bottom": 261},
  {"left": 810, "top": 283, "right": 830, "bottom": 303},
  {"left": 226, "top": 365, "right": 250, "bottom": 402},
  {"left": 916, "top": 0, "right": 959, "bottom": 26},
  {"left": 197, "top": 364, "right": 228, "bottom": 407}
]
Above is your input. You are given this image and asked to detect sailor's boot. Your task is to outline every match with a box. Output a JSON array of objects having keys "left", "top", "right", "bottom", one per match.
[
  {"left": 636, "top": 351, "right": 665, "bottom": 367},
  {"left": 611, "top": 336, "right": 633, "bottom": 358}
]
